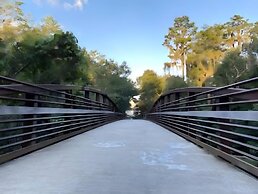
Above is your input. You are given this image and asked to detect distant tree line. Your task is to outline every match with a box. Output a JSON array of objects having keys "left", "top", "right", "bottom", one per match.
[
  {"left": 0, "top": 1, "right": 137, "bottom": 112},
  {"left": 2, "top": 2, "right": 258, "bottom": 115},
  {"left": 137, "top": 15, "right": 258, "bottom": 114},
  {"left": 137, "top": 71, "right": 187, "bottom": 114},
  {"left": 163, "top": 15, "right": 258, "bottom": 87}
]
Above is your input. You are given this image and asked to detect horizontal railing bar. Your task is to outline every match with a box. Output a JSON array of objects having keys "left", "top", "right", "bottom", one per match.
[
  {"left": 0, "top": 76, "right": 122, "bottom": 161},
  {"left": 150, "top": 111, "right": 258, "bottom": 121},
  {"left": 0, "top": 106, "right": 115, "bottom": 115},
  {"left": 1, "top": 84, "right": 108, "bottom": 98},
  {"left": 159, "top": 117, "right": 258, "bottom": 150},
  {"left": 160, "top": 99, "right": 258, "bottom": 111},
  {"left": 155, "top": 77, "right": 258, "bottom": 109},
  {"left": 0, "top": 96, "right": 99, "bottom": 110},
  {"left": 0, "top": 76, "right": 118, "bottom": 111},
  {"left": 0, "top": 76, "right": 111, "bottom": 106},
  {"left": 0, "top": 76, "right": 69, "bottom": 96},
  {"left": 160, "top": 114, "right": 258, "bottom": 132},
  {"left": 0, "top": 119, "right": 116, "bottom": 165},
  {"left": 158, "top": 118, "right": 258, "bottom": 161},
  {"left": 152, "top": 119, "right": 258, "bottom": 177},
  {"left": 2, "top": 85, "right": 110, "bottom": 107},
  {"left": 0, "top": 116, "right": 105, "bottom": 142},
  {"left": 0, "top": 85, "right": 108, "bottom": 108},
  {"left": 161, "top": 115, "right": 258, "bottom": 140},
  {"left": 159, "top": 88, "right": 258, "bottom": 109},
  {"left": 0, "top": 114, "right": 101, "bottom": 124},
  {"left": 0, "top": 118, "right": 107, "bottom": 151},
  {"left": 0, "top": 115, "right": 107, "bottom": 133},
  {"left": 148, "top": 78, "right": 258, "bottom": 177}
]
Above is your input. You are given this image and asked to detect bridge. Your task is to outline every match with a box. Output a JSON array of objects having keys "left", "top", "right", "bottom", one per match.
[{"left": 0, "top": 76, "right": 257, "bottom": 193}]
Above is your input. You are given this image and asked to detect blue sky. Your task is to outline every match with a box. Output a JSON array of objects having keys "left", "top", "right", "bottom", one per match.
[{"left": 22, "top": 0, "right": 258, "bottom": 80}]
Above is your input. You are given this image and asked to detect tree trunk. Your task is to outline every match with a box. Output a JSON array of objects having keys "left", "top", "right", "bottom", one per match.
[{"left": 182, "top": 52, "right": 187, "bottom": 81}]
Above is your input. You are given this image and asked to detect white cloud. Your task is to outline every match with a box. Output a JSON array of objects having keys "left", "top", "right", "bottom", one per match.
[
  {"left": 47, "top": 0, "right": 59, "bottom": 6},
  {"left": 64, "top": 0, "right": 88, "bottom": 10},
  {"left": 32, "top": 0, "right": 88, "bottom": 10},
  {"left": 32, "top": 0, "right": 43, "bottom": 5},
  {"left": 33, "top": 0, "right": 59, "bottom": 6}
]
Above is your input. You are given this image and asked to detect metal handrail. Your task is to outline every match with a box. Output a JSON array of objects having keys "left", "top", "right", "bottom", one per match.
[
  {"left": 147, "top": 77, "right": 258, "bottom": 177},
  {"left": 0, "top": 76, "right": 118, "bottom": 111},
  {"left": 154, "top": 77, "right": 258, "bottom": 109},
  {"left": 159, "top": 88, "right": 258, "bottom": 109},
  {"left": 0, "top": 76, "right": 124, "bottom": 164}
]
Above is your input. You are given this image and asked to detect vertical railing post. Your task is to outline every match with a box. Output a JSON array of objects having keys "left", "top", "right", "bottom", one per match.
[
  {"left": 187, "top": 92, "right": 196, "bottom": 111},
  {"left": 215, "top": 96, "right": 231, "bottom": 153},
  {"left": 99, "top": 94, "right": 104, "bottom": 110},
  {"left": 64, "top": 90, "right": 72, "bottom": 108},
  {"left": 174, "top": 92, "right": 180, "bottom": 111},
  {"left": 24, "top": 93, "right": 38, "bottom": 146},
  {"left": 103, "top": 95, "right": 107, "bottom": 111},
  {"left": 84, "top": 90, "right": 90, "bottom": 99},
  {"left": 95, "top": 93, "right": 100, "bottom": 110}
]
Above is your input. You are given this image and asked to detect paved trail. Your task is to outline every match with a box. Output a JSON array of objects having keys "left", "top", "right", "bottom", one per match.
[{"left": 0, "top": 120, "right": 257, "bottom": 194}]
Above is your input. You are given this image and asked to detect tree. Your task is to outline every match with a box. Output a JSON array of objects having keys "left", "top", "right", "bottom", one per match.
[
  {"left": 243, "top": 37, "right": 258, "bottom": 82},
  {"left": 163, "top": 76, "right": 187, "bottom": 93},
  {"left": 0, "top": 1, "right": 26, "bottom": 24},
  {"left": 137, "top": 70, "right": 163, "bottom": 114},
  {"left": 187, "top": 25, "right": 225, "bottom": 86},
  {"left": 40, "top": 16, "right": 62, "bottom": 36},
  {"left": 207, "top": 34, "right": 258, "bottom": 87},
  {"left": 250, "top": 22, "right": 258, "bottom": 39},
  {"left": 87, "top": 51, "right": 137, "bottom": 112},
  {"left": 0, "top": 0, "right": 29, "bottom": 66},
  {"left": 0, "top": 0, "right": 137, "bottom": 112},
  {"left": 163, "top": 16, "right": 197, "bottom": 80},
  {"left": 103, "top": 76, "right": 137, "bottom": 112},
  {"left": 6, "top": 31, "right": 88, "bottom": 84},
  {"left": 161, "top": 15, "right": 258, "bottom": 87},
  {"left": 213, "top": 50, "right": 248, "bottom": 86},
  {"left": 0, "top": 38, "right": 8, "bottom": 75},
  {"left": 0, "top": 0, "right": 29, "bottom": 40},
  {"left": 223, "top": 15, "right": 251, "bottom": 50},
  {"left": 193, "top": 25, "right": 224, "bottom": 53}
]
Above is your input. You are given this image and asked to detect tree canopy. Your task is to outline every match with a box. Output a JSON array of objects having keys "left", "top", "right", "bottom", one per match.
[
  {"left": 163, "top": 15, "right": 258, "bottom": 87},
  {"left": 163, "top": 16, "right": 197, "bottom": 80},
  {"left": 0, "top": 0, "right": 137, "bottom": 112},
  {"left": 2, "top": 1, "right": 258, "bottom": 115},
  {"left": 137, "top": 70, "right": 163, "bottom": 114}
]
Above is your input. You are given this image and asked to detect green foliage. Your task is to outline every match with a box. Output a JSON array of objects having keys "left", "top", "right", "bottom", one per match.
[
  {"left": 0, "top": 0, "right": 25, "bottom": 24},
  {"left": 40, "top": 16, "right": 62, "bottom": 36},
  {"left": 87, "top": 51, "right": 137, "bottom": 112},
  {"left": 164, "top": 14, "right": 258, "bottom": 87},
  {"left": 163, "top": 76, "right": 188, "bottom": 93},
  {"left": 194, "top": 25, "right": 224, "bottom": 52},
  {"left": 104, "top": 76, "right": 137, "bottom": 113},
  {"left": 213, "top": 51, "right": 248, "bottom": 86},
  {"left": 0, "top": 1, "right": 88, "bottom": 85},
  {"left": 247, "top": 37, "right": 258, "bottom": 54},
  {"left": 163, "top": 16, "right": 197, "bottom": 79},
  {"left": 1, "top": 29, "right": 88, "bottom": 84},
  {"left": 207, "top": 34, "right": 258, "bottom": 87},
  {"left": 224, "top": 15, "right": 250, "bottom": 50},
  {"left": 137, "top": 70, "right": 163, "bottom": 113},
  {"left": 250, "top": 22, "right": 258, "bottom": 38},
  {"left": 0, "top": 1, "right": 137, "bottom": 112}
]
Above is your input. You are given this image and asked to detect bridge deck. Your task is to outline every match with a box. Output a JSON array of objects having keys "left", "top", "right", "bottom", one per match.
[{"left": 0, "top": 120, "right": 257, "bottom": 194}]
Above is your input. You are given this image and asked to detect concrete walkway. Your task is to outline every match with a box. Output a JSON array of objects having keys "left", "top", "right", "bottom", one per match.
[{"left": 0, "top": 120, "right": 257, "bottom": 194}]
